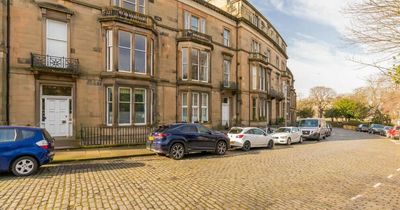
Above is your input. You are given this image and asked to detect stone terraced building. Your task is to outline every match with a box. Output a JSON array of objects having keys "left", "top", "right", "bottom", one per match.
[{"left": 0, "top": 0, "right": 297, "bottom": 141}]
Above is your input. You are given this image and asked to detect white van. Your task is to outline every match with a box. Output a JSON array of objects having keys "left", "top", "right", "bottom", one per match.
[{"left": 298, "top": 118, "right": 328, "bottom": 141}]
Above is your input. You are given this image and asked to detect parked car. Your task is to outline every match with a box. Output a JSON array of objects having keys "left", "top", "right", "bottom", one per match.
[
  {"left": 380, "top": 126, "right": 392, "bottom": 137},
  {"left": 298, "top": 118, "right": 328, "bottom": 141},
  {"left": 0, "top": 126, "right": 55, "bottom": 176},
  {"left": 271, "top": 127, "right": 302, "bottom": 145},
  {"left": 325, "top": 123, "right": 333, "bottom": 137},
  {"left": 388, "top": 126, "right": 400, "bottom": 139},
  {"left": 356, "top": 124, "right": 369, "bottom": 132},
  {"left": 146, "top": 123, "right": 229, "bottom": 160},
  {"left": 228, "top": 127, "right": 274, "bottom": 151},
  {"left": 368, "top": 124, "right": 385, "bottom": 134}
]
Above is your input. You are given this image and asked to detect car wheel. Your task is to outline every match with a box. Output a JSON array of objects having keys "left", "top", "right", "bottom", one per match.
[
  {"left": 216, "top": 141, "right": 227, "bottom": 155},
  {"left": 169, "top": 143, "right": 185, "bottom": 160},
  {"left": 267, "top": 140, "right": 274, "bottom": 149},
  {"left": 287, "top": 138, "right": 292, "bottom": 145},
  {"left": 316, "top": 134, "right": 321, "bottom": 142},
  {"left": 11, "top": 156, "right": 38, "bottom": 176},
  {"left": 242, "top": 141, "right": 251, "bottom": 151},
  {"left": 299, "top": 137, "right": 303, "bottom": 144}
]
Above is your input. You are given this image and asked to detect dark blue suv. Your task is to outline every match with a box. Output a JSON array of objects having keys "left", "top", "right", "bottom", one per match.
[
  {"left": 0, "top": 126, "right": 55, "bottom": 176},
  {"left": 146, "top": 124, "right": 229, "bottom": 160}
]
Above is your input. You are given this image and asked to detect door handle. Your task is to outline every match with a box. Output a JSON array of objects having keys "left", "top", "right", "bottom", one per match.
[{"left": 62, "top": 120, "right": 67, "bottom": 124}]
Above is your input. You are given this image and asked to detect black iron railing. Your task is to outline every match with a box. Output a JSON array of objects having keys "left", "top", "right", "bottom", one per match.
[
  {"left": 31, "top": 54, "right": 79, "bottom": 74},
  {"left": 80, "top": 126, "right": 155, "bottom": 146},
  {"left": 269, "top": 88, "right": 285, "bottom": 100},
  {"left": 220, "top": 81, "right": 238, "bottom": 90},
  {"left": 179, "top": 29, "right": 213, "bottom": 43},
  {"left": 100, "top": 6, "right": 154, "bottom": 29}
]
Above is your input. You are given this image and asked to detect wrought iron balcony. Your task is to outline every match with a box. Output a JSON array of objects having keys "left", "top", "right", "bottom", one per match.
[
  {"left": 220, "top": 81, "right": 238, "bottom": 91},
  {"left": 178, "top": 29, "right": 213, "bottom": 48},
  {"left": 269, "top": 88, "right": 285, "bottom": 100},
  {"left": 31, "top": 54, "right": 79, "bottom": 75},
  {"left": 249, "top": 52, "right": 269, "bottom": 65},
  {"left": 99, "top": 6, "right": 155, "bottom": 30}
]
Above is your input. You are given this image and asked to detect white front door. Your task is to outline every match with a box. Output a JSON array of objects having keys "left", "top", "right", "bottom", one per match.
[
  {"left": 222, "top": 98, "right": 230, "bottom": 127},
  {"left": 44, "top": 98, "right": 70, "bottom": 137}
]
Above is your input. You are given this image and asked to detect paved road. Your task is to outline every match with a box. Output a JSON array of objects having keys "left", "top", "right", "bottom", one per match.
[{"left": 1, "top": 129, "right": 400, "bottom": 209}]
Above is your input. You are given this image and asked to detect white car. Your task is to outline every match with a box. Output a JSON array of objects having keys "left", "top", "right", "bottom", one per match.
[
  {"left": 228, "top": 127, "right": 274, "bottom": 151},
  {"left": 272, "top": 127, "right": 303, "bottom": 145}
]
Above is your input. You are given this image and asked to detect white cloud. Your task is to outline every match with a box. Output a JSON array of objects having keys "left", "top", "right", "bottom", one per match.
[
  {"left": 288, "top": 38, "right": 380, "bottom": 96},
  {"left": 254, "top": 0, "right": 354, "bottom": 34}
]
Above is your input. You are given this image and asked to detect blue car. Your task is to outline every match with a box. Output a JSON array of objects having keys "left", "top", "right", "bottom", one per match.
[
  {"left": 146, "top": 123, "right": 229, "bottom": 160},
  {"left": 0, "top": 126, "right": 55, "bottom": 176}
]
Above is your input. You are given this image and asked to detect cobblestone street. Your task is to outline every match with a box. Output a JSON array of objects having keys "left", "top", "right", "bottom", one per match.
[{"left": 1, "top": 129, "right": 400, "bottom": 209}]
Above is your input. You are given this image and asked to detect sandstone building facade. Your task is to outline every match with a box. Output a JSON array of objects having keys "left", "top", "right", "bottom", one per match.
[{"left": 0, "top": 0, "right": 296, "bottom": 139}]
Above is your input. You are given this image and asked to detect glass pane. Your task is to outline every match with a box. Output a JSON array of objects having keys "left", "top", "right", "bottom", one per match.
[
  {"left": 119, "top": 31, "right": 131, "bottom": 48},
  {"left": 135, "top": 104, "right": 145, "bottom": 123},
  {"left": 119, "top": 48, "right": 131, "bottom": 71},
  {"left": 42, "top": 86, "right": 72, "bottom": 96},
  {"left": 119, "top": 88, "right": 131, "bottom": 102},
  {"left": 182, "top": 93, "right": 187, "bottom": 106},
  {"left": 0, "top": 129, "right": 16, "bottom": 142},
  {"left": 135, "top": 51, "right": 146, "bottom": 73},
  {"left": 119, "top": 103, "right": 131, "bottom": 124},
  {"left": 123, "top": 1, "right": 135, "bottom": 11},
  {"left": 191, "top": 49, "right": 199, "bottom": 80},
  {"left": 182, "top": 108, "right": 188, "bottom": 122},
  {"left": 135, "top": 35, "right": 146, "bottom": 51},
  {"left": 135, "top": 90, "right": 145, "bottom": 103},
  {"left": 191, "top": 16, "right": 199, "bottom": 31}
]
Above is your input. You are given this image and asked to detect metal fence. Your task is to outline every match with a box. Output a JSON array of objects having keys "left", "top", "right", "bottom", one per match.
[{"left": 80, "top": 126, "right": 154, "bottom": 146}]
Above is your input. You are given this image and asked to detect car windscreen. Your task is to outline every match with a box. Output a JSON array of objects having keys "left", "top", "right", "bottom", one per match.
[
  {"left": 276, "top": 128, "right": 291, "bottom": 133},
  {"left": 298, "top": 119, "right": 319, "bottom": 128},
  {"left": 228, "top": 128, "right": 243, "bottom": 134}
]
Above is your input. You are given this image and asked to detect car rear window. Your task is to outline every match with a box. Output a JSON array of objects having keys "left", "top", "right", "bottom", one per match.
[{"left": 229, "top": 128, "right": 243, "bottom": 134}]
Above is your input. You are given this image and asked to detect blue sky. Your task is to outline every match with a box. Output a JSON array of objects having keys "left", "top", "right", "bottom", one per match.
[{"left": 248, "top": 0, "right": 377, "bottom": 97}]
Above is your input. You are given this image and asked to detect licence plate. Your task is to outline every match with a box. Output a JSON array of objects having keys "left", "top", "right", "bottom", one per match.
[{"left": 148, "top": 136, "right": 155, "bottom": 141}]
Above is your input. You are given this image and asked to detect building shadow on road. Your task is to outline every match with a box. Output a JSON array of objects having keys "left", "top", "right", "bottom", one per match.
[{"left": 0, "top": 160, "right": 145, "bottom": 179}]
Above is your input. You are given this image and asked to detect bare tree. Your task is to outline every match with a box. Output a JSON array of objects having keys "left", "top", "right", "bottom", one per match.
[
  {"left": 309, "top": 86, "right": 337, "bottom": 118},
  {"left": 344, "top": 0, "right": 400, "bottom": 83}
]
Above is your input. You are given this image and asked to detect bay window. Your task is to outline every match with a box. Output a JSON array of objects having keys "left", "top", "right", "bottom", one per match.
[
  {"left": 201, "top": 93, "right": 208, "bottom": 123},
  {"left": 192, "top": 93, "right": 200, "bottom": 123},
  {"left": 199, "top": 51, "right": 209, "bottom": 82},
  {"left": 182, "top": 93, "right": 188, "bottom": 122},
  {"left": 252, "top": 66, "right": 257, "bottom": 90},
  {"left": 252, "top": 98, "right": 257, "bottom": 121},
  {"left": 119, "top": 88, "right": 132, "bottom": 125},
  {"left": 260, "top": 68, "right": 266, "bottom": 91},
  {"left": 134, "top": 89, "right": 146, "bottom": 124},
  {"left": 106, "top": 87, "right": 113, "bottom": 126},
  {"left": 135, "top": 34, "right": 147, "bottom": 74},
  {"left": 118, "top": 31, "right": 132, "bottom": 72},
  {"left": 106, "top": 30, "right": 113, "bottom": 71},
  {"left": 182, "top": 48, "right": 188, "bottom": 80},
  {"left": 191, "top": 49, "right": 199, "bottom": 81}
]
